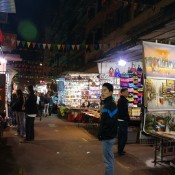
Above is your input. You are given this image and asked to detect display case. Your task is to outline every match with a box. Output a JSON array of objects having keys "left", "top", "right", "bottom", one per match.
[{"left": 63, "top": 74, "right": 100, "bottom": 109}]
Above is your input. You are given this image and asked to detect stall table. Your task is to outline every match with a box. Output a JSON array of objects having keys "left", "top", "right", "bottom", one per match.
[{"left": 149, "top": 131, "right": 175, "bottom": 166}]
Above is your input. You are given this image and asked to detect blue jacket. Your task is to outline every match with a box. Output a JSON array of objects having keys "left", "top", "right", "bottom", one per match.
[{"left": 98, "top": 96, "right": 118, "bottom": 140}]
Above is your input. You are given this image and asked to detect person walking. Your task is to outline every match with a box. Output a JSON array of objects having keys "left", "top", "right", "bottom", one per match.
[
  {"left": 24, "top": 85, "right": 37, "bottom": 142},
  {"left": 117, "top": 88, "right": 130, "bottom": 156},
  {"left": 98, "top": 83, "right": 118, "bottom": 175},
  {"left": 44, "top": 94, "right": 49, "bottom": 117}
]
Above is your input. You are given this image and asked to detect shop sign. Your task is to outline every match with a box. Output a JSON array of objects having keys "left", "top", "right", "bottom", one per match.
[{"left": 143, "top": 41, "right": 175, "bottom": 79}]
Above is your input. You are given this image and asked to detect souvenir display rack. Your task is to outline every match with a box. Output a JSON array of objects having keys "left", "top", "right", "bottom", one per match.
[
  {"left": 120, "top": 70, "right": 143, "bottom": 121},
  {"left": 64, "top": 74, "right": 100, "bottom": 109}
]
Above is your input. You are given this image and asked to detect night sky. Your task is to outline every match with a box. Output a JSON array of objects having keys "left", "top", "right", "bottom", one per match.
[{"left": 11, "top": 0, "right": 60, "bottom": 41}]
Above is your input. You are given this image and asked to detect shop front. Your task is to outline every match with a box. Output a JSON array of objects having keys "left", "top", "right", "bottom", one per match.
[
  {"left": 98, "top": 58, "right": 143, "bottom": 143},
  {"left": 57, "top": 73, "right": 101, "bottom": 124}
]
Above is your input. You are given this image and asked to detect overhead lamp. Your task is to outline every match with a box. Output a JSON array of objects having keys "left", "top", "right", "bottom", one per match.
[
  {"left": 118, "top": 59, "right": 126, "bottom": 66},
  {"left": 0, "top": 57, "right": 7, "bottom": 64}
]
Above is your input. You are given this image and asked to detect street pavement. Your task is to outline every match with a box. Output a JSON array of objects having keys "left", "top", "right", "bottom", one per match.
[{"left": 0, "top": 115, "right": 175, "bottom": 175}]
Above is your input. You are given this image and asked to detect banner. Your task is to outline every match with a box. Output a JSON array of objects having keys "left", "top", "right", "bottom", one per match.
[{"left": 143, "top": 41, "right": 175, "bottom": 79}]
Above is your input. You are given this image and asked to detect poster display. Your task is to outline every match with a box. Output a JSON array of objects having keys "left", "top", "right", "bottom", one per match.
[
  {"left": 143, "top": 41, "right": 175, "bottom": 79},
  {"left": 146, "top": 78, "right": 175, "bottom": 111}
]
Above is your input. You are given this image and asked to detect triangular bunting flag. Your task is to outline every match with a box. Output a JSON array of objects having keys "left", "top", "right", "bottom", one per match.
[
  {"left": 47, "top": 44, "right": 51, "bottom": 50},
  {"left": 21, "top": 41, "right": 26, "bottom": 47},
  {"left": 72, "top": 45, "right": 75, "bottom": 50},
  {"left": 43, "top": 43, "right": 46, "bottom": 49},
  {"left": 62, "top": 44, "right": 65, "bottom": 50},
  {"left": 32, "top": 42, "right": 36, "bottom": 48},
  {"left": 66, "top": 44, "right": 70, "bottom": 50},
  {"left": 27, "top": 42, "right": 31, "bottom": 48},
  {"left": 11, "top": 38, "right": 16, "bottom": 46},
  {"left": 77, "top": 45, "right": 80, "bottom": 50},
  {"left": 57, "top": 44, "right": 61, "bottom": 50},
  {"left": 17, "top": 40, "right": 20, "bottom": 46},
  {"left": 37, "top": 43, "right": 41, "bottom": 49}
]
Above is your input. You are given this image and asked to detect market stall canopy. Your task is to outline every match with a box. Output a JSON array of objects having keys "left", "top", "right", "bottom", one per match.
[
  {"left": 0, "top": 0, "right": 16, "bottom": 13},
  {"left": 98, "top": 18, "right": 175, "bottom": 63},
  {"left": 97, "top": 45, "right": 142, "bottom": 63}
]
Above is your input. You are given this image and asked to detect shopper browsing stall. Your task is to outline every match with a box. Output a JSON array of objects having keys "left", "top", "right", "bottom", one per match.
[
  {"left": 98, "top": 83, "right": 118, "bottom": 175},
  {"left": 117, "top": 88, "right": 130, "bottom": 156}
]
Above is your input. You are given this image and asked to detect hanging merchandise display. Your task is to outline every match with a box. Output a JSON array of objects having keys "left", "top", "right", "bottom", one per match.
[
  {"left": 98, "top": 61, "right": 143, "bottom": 121},
  {"left": 58, "top": 73, "right": 100, "bottom": 108}
]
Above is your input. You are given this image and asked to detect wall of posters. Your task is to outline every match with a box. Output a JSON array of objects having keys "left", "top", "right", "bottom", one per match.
[
  {"left": 146, "top": 78, "right": 175, "bottom": 111},
  {"left": 143, "top": 41, "right": 175, "bottom": 79}
]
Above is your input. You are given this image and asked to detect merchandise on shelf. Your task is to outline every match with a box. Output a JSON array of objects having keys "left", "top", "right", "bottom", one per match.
[{"left": 62, "top": 74, "right": 100, "bottom": 108}]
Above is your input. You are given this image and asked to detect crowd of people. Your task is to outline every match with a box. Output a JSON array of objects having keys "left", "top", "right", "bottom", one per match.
[
  {"left": 8, "top": 82, "right": 128, "bottom": 175},
  {"left": 9, "top": 85, "right": 58, "bottom": 142}
]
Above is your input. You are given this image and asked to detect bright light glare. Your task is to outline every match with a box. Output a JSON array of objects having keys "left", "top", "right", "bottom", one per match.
[
  {"left": 118, "top": 59, "right": 126, "bottom": 66},
  {"left": 0, "top": 58, "right": 7, "bottom": 63}
]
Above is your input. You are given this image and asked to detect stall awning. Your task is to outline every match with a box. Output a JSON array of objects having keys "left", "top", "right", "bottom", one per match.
[{"left": 98, "top": 16, "right": 175, "bottom": 63}]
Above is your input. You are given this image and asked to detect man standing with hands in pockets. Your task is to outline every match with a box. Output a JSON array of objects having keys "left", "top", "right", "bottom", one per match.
[{"left": 117, "top": 88, "right": 130, "bottom": 156}]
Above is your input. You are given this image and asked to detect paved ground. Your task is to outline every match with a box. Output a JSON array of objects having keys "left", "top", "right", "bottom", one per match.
[{"left": 0, "top": 116, "right": 175, "bottom": 175}]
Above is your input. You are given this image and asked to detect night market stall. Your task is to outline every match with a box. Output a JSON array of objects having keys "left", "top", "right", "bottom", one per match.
[
  {"left": 98, "top": 57, "right": 143, "bottom": 143},
  {"left": 57, "top": 73, "right": 101, "bottom": 124}
]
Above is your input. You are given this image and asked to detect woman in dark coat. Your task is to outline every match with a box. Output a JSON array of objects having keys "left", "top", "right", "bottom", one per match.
[{"left": 25, "top": 85, "right": 37, "bottom": 141}]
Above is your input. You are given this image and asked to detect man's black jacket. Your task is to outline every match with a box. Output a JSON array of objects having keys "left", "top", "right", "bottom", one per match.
[
  {"left": 25, "top": 93, "right": 37, "bottom": 114},
  {"left": 117, "top": 95, "right": 130, "bottom": 122},
  {"left": 98, "top": 96, "right": 118, "bottom": 140}
]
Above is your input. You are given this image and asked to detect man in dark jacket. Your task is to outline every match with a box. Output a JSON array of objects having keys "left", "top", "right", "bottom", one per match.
[
  {"left": 98, "top": 83, "right": 118, "bottom": 175},
  {"left": 24, "top": 85, "right": 37, "bottom": 142},
  {"left": 117, "top": 88, "right": 129, "bottom": 156}
]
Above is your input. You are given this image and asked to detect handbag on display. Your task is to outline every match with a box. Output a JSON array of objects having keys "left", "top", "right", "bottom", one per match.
[
  {"left": 137, "top": 65, "right": 142, "bottom": 72},
  {"left": 109, "top": 67, "right": 115, "bottom": 77},
  {"left": 114, "top": 68, "right": 121, "bottom": 77},
  {"left": 128, "top": 67, "right": 132, "bottom": 74},
  {"left": 130, "top": 63, "right": 137, "bottom": 73}
]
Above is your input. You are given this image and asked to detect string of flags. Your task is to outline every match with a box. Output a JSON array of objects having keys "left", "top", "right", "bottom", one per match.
[{"left": 16, "top": 40, "right": 104, "bottom": 51}]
